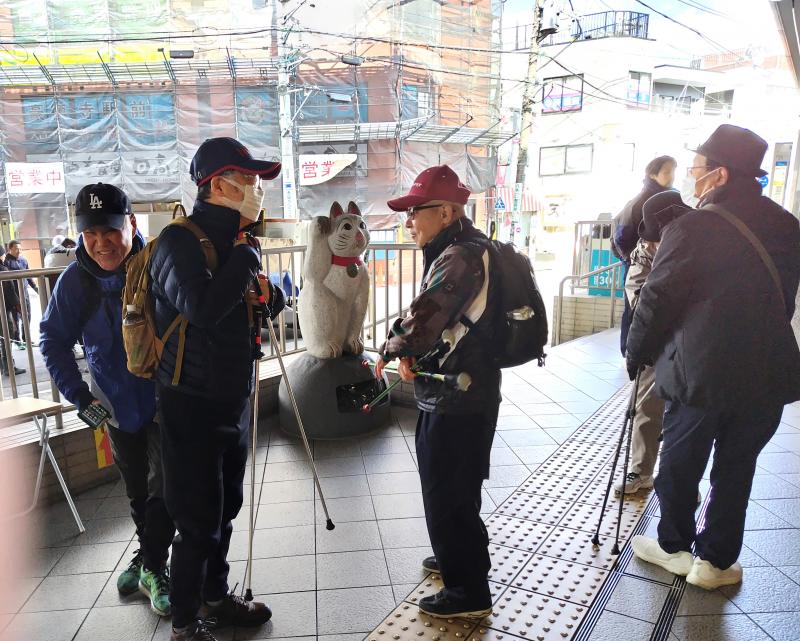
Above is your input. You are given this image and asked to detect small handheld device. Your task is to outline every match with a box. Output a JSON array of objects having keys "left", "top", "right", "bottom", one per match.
[{"left": 78, "top": 403, "right": 111, "bottom": 429}]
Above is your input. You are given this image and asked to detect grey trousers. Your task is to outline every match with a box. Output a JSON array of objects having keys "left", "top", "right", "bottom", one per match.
[{"left": 630, "top": 365, "right": 664, "bottom": 477}]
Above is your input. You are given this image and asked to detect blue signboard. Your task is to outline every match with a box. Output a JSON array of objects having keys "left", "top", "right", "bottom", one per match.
[{"left": 588, "top": 249, "right": 624, "bottom": 297}]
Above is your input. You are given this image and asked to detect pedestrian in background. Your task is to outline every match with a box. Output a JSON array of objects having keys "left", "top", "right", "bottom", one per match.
[
  {"left": 612, "top": 156, "right": 677, "bottom": 355},
  {"left": 0, "top": 244, "right": 24, "bottom": 376},
  {"left": 4, "top": 239, "right": 38, "bottom": 350}
]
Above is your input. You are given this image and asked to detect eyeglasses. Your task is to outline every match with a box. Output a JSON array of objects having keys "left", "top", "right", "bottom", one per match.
[
  {"left": 686, "top": 165, "right": 711, "bottom": 177},
  {"left": 398, "top": 203, "right": 443, "bottom": 223}
]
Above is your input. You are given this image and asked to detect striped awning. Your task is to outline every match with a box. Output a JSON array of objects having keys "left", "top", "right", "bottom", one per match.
[{"left": 491, "top": 185, "right": 541, "bottom": 213}]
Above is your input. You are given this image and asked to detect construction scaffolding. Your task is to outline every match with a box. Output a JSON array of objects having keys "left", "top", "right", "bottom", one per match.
[{"left": 0, "top": 0, "right": 504, "bottom": 240}]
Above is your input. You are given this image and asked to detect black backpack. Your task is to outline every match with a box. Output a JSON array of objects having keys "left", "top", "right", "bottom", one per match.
[{"left": 460, "top": 238, "right": 548, "bottom": 368}]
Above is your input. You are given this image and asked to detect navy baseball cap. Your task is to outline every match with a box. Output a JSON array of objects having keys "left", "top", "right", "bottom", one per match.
[
  {"left": 190, "top": 137, "right": 282, "bottom": 186},
  {"left": 74, "top": 183, "right": 132, "bottom": 233}
]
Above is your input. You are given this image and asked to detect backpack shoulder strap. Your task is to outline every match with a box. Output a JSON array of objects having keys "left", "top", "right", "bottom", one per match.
[
  {"left": 169, "top": 217, "right": 219, "bottom": 272},
  {"left": 703, "top": 203, "right": 786, "bottom": 313},
  {"left": 77, "top": 266, "right": 102, "bottom": 329}
]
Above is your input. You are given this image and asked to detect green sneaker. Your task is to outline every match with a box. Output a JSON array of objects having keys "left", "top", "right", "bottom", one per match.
[
  {"left": 117, "top": 549, "right": 143, "bottom": 596},
  {"left": 139, "top": 566, "right": 171, "bottom": 617}
]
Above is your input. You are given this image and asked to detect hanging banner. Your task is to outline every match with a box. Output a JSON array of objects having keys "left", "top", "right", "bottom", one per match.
[
  {"left": 5, "top": 162, "right": 66, "bottom": 194},
  {"left": 299, "top": 154, "right": 357, "bottom": 186}
]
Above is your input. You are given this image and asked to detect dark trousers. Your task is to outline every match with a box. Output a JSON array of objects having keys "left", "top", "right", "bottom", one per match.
[
  {"left": 107, "top": 422, "right": 174, "bottom": 572},
  {"left": 159, "top": 385, "right": 250, "bottom": 629},
  {"left": 656, "top": 400, "right": 783, "bottom": 570},
  {"left": 415, "top": 407, "right": 498, "bottom": 600}
]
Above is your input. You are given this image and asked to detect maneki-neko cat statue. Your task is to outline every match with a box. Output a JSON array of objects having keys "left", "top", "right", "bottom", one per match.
[
  {"left": 298, "top": 201, "right": 370, "bottom": 359},
  {"left": 279, "top": 201, "right": 389, "bottom": 439}
]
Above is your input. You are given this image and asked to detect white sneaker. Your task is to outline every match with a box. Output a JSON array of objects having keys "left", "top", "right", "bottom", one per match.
[
  {"left": 631, "top": 535, "right": 693, "bottom": 576},
  {"left": 614, "top": 472, "right": 654, "bottom": 495},
  {"left": 686, "top": 558, "right": 743, "bottom": 590}
]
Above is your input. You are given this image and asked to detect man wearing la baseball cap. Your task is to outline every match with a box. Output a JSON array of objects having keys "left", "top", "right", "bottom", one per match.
[
  {"left": 40, "top": 183, "right": 174, "bottom": 616},
  {"left": 376, "top": 165, "right": 501, "bottom": 618},
  {"left": 149, "top": 138, "right": 285, "bottom": 641}
]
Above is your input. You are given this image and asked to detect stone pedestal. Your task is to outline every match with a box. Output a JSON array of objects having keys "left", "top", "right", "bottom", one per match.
[{"left": 279, "top": 352, "right": 391, "bottom": 439}]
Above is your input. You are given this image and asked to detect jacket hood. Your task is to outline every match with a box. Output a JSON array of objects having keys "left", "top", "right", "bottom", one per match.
[{"left": 76, "top": 229, "right": 145, "bottom": 280}]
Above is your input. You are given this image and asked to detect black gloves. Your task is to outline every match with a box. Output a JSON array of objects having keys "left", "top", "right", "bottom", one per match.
[{"left": 625, "top": 357, "right": 651, "bottom": 381}]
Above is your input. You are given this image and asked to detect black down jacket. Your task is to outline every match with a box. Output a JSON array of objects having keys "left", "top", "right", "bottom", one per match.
[
  {"left": 149, "top": 200, "right": 283, "bottom": 401},
  {"left": 626, "top": 179, "right": 800, "bottom": 410}
]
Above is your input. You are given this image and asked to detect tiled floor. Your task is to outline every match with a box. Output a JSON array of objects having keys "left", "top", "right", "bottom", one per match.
[{"left": 5, "top": 330, "right": 800, "bottom": 641}]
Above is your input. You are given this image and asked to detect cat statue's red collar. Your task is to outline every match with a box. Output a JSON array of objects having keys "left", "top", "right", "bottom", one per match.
[{"left": 331, "top": 254, "right": 363, "bottom": 278}]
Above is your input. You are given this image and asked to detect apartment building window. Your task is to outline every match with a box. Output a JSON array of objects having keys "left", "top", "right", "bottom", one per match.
[
  {"left": 542, "top": 75, "right": 584, "bottom": 113},
  {"left": 401, "top": 85, "right": 434, "bottom": 119},
  {"left": 627, "top": 71, "right": 651, "bottom": 107},
  {"left": 539, "top": 144, "right": 593, "bottom": 176}
]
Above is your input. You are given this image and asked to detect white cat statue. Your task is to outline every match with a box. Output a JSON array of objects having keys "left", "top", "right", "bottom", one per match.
[{"left": 299, "top": 201, "right": 371, "bottom": 359}]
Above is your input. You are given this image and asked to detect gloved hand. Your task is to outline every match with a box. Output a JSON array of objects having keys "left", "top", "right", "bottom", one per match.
[{"left": 625, "top": 356, "right": 651, "bottom": 381}]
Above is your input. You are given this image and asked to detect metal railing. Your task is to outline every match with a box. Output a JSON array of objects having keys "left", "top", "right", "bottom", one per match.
[
  {"left": 571, "top": 219, "right": 617, "bottom": 289},
  {"left": 0, "top": 241, "right": 424, "bottom": 409},
  {"left": 553, "top": 262, "right": 624, "bottom": 346},
  {"left": 543, "top": 10, "right": 649, "bottom": 46}
]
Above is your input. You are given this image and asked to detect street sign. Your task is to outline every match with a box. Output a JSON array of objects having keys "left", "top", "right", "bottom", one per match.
[
  {"left": 757, "top": 175, "right": 769, "bottom": 188},
  {"left": 513, "top": 182, "right": 523, "bottom": 212},
  {"left": 495, "top": 195, "right": 506, "bottom": 211}
]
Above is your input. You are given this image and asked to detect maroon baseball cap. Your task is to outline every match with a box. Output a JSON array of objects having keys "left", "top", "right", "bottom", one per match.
[{"left": 387, "top": 165, "right": 471, "bottom": 211}]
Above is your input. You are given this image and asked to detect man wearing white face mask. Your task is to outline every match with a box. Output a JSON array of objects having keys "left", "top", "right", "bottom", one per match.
[
  {"left": 149, "top": 137, "right": 285, "bottom": 641},
  {"left": 625, "top": 125, "right": 800, "bottom": 592}
]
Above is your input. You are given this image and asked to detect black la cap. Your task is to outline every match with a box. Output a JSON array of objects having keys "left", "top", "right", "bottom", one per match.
[{"left": 75, "top": 183, "right": 132, "bottom": 233}]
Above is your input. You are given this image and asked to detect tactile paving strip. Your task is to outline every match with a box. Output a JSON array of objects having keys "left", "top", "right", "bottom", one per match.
[
  {"left": 488, "top": 544, "right": 533, "bottom": 585},
  {"left": 367, "top": 382, "right": 653, "bottom": 641},
  {"left": 481, "top": 588, "right": 587, "bottom": 641},
  {"left": 511, "top": 555, "right": 608, "bottom": 607},
  {"left": 557, "top": 502, "right": 641, "bottom": 537},
  {"left": 486, "top": 515, "right": 554, "bottom": 553},
  {"left": 496, "top": 493, "right": 574, "bottom": 526}
]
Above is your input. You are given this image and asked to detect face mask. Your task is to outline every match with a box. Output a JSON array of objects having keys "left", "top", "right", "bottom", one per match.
[
  {"left": 681, "top": 167, "right": 720, "bottom": 207},
  {"left": 695, "top": 167, "right": 719, "bottom": 202},
  {"left": 220, "top": 176, "right": 264, "bottom": 222},
  {"left": 679, "top": 176, "right": 700, "bottom": 208}
]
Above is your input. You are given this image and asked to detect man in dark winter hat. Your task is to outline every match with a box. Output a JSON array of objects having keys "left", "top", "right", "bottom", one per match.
[{"left": 626, "top": 125, "right": 800, "bottom": 590}]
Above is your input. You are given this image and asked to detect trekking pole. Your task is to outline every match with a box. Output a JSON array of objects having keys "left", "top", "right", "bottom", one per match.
[
  {"left": 264, "top": 313, "right": 335, "bottom": 531},
  {"left": 244, "top": 288, "right": 265, "bottom": 602},
  {"left": 361, "top": 330, "right": 458, "bottom": 414},
  {"left": 611, "top": 367, "right": 643, "bottom": 554},
  {"left": 591, "top": 366, "right": 643, "bottom": 552}
]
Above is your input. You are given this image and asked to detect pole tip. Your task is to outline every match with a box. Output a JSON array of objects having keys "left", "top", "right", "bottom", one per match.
[
  {"left": 361, "top": 404, "right": 371, "bottom": 414},
  {"left": 326, "top": 519, "right": 335, "bottom": 531},
  {"left": 245, "top": 588, "right": 254, "bottom": 602},
  {"left": 611, "top": 544, "right": 620, "bottom": 555}
]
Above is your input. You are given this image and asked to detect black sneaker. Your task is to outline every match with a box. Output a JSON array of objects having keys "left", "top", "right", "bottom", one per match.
[
  {"left": 201, "top": 593, "right": 272, "bottom": 628},
  {"left": 418, "top": 589, "right": 491, "bottom": 619},
  {"left": 170, "top": 620, "right": 218, "bottom": 641},
  {"left": 421, "top": 556, "right": 439, "bottom": 573}
]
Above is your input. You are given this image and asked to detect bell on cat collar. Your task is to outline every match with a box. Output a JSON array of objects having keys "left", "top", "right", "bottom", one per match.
[{"left": 346, "top": 263, "right": 360, "bottom": 278}]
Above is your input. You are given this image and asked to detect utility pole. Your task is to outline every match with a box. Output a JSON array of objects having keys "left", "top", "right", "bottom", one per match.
[
  {"left": 277, "top": 0, "right": 299, "bottom": 219},
  {"left": 513, "top": 0, "right": 543, "bottom": 212}
]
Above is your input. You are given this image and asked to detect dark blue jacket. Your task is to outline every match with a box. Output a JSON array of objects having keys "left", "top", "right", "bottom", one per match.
[
  {"left": 612, "top": 177, "right": 665, "bottom": 261},
  {"left": 149, "top": 200, "right": 284, "bottom": 401},
  {"left": 40, "top": 232, "right": 157, "bottom": 433},
  {"left": 4, "top": 254, "right": 38, "bottom": 294}
]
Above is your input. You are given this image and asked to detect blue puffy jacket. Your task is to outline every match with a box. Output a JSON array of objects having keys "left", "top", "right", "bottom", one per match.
[
  {"left": 149, "top": 200, "right": 285, "bottom": 401},
  {"left": 40, "top": 232, "right": 156, "bottom": 433}
]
